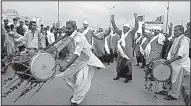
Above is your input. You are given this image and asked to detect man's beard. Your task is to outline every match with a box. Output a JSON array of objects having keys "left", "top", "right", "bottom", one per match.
[
  {"left": 84, "top": 26, "right": 88, "bottom": 29},
  {"left": 65, "top": 31, "right": 73, "bottom": 35}
]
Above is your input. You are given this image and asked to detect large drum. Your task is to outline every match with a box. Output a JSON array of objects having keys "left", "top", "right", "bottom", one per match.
[
  {"left": 149, "top": 59, "right": 172, "bottom": 82},
  {"left": 12, "top": 51, "right": 56, "bottom": 81}
]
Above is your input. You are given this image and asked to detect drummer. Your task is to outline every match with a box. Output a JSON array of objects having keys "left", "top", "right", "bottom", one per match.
[
  {"left": 144, "top": 26, "right": 165, "bottom": 79},
  {"left": 46, "top": 20, "right": 105, "bottom": 106},
  {"left": 161, "top": 25, "right": 190, "bottom": 100}
]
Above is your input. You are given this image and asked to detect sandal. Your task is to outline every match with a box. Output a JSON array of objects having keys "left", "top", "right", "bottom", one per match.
[
  {"left": 164, "top": 95, "right": 177, "bottom": 100},
  {"left": 124, "top": 78, "right": 129, "bottom": 83},
  {"left": 113, "top": 76, "right": 120, "bottom": 80},
  {"left": 155, "top": 90, "right": 168, "bottom": 95},
  {"left": 71, "top": 102, "right": 78, "bottom": 106}
]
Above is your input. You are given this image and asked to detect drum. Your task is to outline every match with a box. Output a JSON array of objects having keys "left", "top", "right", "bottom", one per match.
[
  {"left": 150, "top": 59, "right": 172, "bottom": 82},
  {"left": 12, "top": 51, "right": 56, "bottom": 81}
]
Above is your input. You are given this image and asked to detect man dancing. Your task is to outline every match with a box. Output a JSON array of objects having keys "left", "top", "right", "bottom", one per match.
[
  {"left": 111, "top": 13, "right": 139, "bottom": 83},
  {"left": 79, "top": 20, "right": 94, "bottom": 49},
  {"left": 46, "top": 20, "right": 105, "bottom": 106}
]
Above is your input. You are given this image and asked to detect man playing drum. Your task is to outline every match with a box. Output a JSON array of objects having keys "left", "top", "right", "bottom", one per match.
[
  {"left": 144, "top": 26, "right": 166, "bottom": 80},
  {"left": 46, "top": 20, "right": 105, "bottom": 106},
  {"left": 162, "top": 25, "right": 190, "bottom": 100},
  {"left": 145, "top": 26, "right": 166, "bottom": 63}
]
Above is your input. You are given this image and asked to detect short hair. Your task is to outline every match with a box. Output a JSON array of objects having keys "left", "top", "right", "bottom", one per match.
[
  {"left": 10, "top": 24, "right": 14, "bottom": 30},
  {"left": 174, "top": 25, "right": 184, "bottom": 33},
  {"left": 4, "top": 25, "right": 10, "bottom": 30},
  {"left": 187, "top": 22, "right": 190, "bottom": 26},
  {"left": 13, "top": 18, "right": 17, "bottom": 21},
  {"left": 41, "top": 24, "right": 44, "bottom": 27},
  {"left": 25, "top": 20, "right": 29, "bottom": 23},
  {"left": 66, "top": 20, "right": 77, "bottom": 29},
  {"left": 20, "top": 21, "right": 24, "bottom": 23},
  {"left": 29, "top": 21, "right": 36, "bottom": 30},
  {"left": 44, "top": 27, "right": 48, "bottom": 30}
]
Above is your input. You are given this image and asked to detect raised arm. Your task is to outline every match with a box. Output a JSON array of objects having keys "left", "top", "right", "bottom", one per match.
[
  {"left": 168, "top": 23, "right": 173, "bottom": 37},
  {"left": 104, "top": 27, "right": 111, "bottom": 37},
  {"left": 92, "top": 28, "right": 110, "bottom": 40},
  {"left": 142, "top": 24, "right": 145, "bottom": 34},
  {"left": 130, "top": 13, "right": 139, "bottom": 37},
  {"left": 111, "top": 15, "right": 122, "bottom": 36}
]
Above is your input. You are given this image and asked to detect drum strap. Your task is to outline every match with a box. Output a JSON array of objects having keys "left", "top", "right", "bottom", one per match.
[
  {"left": 170, "top": 36, "right": 184, "bottom": 58},
  {"left": 37, "top": 32, "right": 43, "bottom": 49}
]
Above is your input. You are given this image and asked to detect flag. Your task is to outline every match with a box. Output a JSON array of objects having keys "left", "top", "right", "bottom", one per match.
[
  {"left": 155, "top": 15, "right": 164, "bottom": 22},
  {"left": 137, "top": 15, "right": 144, "bottom": 22}
]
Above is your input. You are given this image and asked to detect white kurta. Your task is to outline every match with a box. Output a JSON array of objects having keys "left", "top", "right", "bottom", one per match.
[
  {"left": 56, "top": 31, "right": 105, "bottom": 104},
  {"left": 167, "top": 35, "right": 190, "bottom": 83},
  {"left": 23, "top": 30, "right": 44, "bottom": 49},
  {"left": 47, "top": 31, "right": 55, "bottom": 44},
  {"left": 167, "top": 35, "right": 190, "bottom": 98}
]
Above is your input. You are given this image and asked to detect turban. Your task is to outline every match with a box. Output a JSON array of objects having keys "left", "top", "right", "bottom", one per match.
[
  {"left": 145, "top": 30, "right": 152, "bottom": 34},
  {"left": 123, "top": 23, "right": 131, "bottom": 28},
  {"left": 152, "top": 26, "right": 162, "bottom": 31},
  {"left": 83, "top": 20, "right": 88, "bottom": 25},
  {"left": 99, "top": 27, "right": 104, "bottom": 29}
]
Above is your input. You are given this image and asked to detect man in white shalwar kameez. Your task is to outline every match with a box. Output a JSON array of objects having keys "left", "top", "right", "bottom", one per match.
[
  {"left": 46, "top": 20, "right": 105, "bottom": 106},
  {"left": 79, "top": 20, "right": 94, "bottom": 49},
  {"left": 162, "top": 25, "right": 190, "bottom": 100}
]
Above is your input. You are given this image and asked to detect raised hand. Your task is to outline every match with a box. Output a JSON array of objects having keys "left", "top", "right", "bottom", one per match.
[
  {"left": 134, "top": 13, "right": 138, "bottom": 18},
  {"left": 108, "top": 27, "right": 111, "bottom": 31},
  {"left": 168, "top": 22, "right": 173, "bottom": 29},
  {"left": 111, "top": 14, "right": 114, "bottom": 22}
]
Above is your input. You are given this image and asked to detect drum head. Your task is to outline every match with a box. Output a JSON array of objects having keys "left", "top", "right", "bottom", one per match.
[
  {"left": 152, "top": 60, "right": 172, "bottom": 82},
  {"left": 30, "top": 53, "right": 55, "bottom": 81}
]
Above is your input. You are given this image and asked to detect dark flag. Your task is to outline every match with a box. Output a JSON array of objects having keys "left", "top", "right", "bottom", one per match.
[{"left": 155, "top": 15, "right": 164, "bottom": 22}]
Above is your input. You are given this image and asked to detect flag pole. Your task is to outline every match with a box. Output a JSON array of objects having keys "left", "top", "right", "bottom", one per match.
[
  {"left": 166, "top": 1, "right": 169, "bottom": 33},
  {"left": 58, "top": 1, "right": 59, "bottom": 22}
]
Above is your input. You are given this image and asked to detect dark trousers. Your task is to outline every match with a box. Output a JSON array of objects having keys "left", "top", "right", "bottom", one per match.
[
  {"left": 136, "top": 55, "right": 142, "bottom": 64},
  {"left": 110, "top": 49, "right": 115, "bottom": 63},
  {"left": 104, "top": 49, "right": 115, "bottom": 63},
  {"left": 54, "top": 33, "right": 57, "bottom": 41},
  {"left": 140, "top": 54, "right": 146, "bottom": 67},
  {"left": 18, "top": 45, "right": 25, "bottom": 52}
]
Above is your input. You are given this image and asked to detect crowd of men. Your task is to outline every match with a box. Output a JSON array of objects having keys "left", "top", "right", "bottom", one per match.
[{"left": 1, "top": 14, "right": 190, "bottom": 105}]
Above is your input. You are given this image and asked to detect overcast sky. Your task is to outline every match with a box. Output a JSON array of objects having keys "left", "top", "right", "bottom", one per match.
[{"left": 2, "top": 1, "right": 190, "bottom": 30}]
